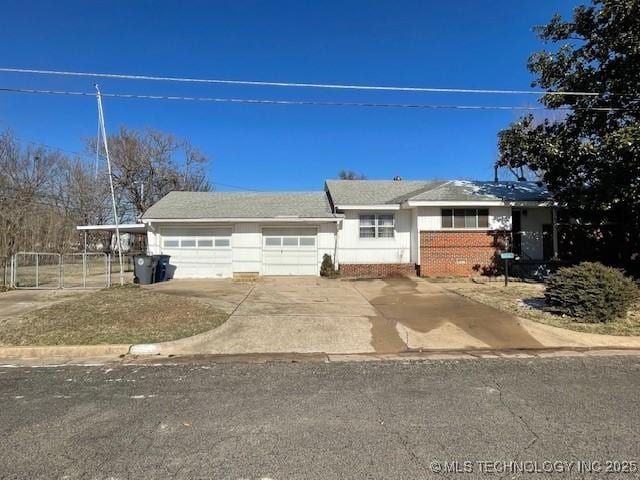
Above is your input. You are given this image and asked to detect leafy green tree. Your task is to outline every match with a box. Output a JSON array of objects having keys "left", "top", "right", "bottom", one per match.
[{"left": 496, "top": 0, "right": 640, "bottom": 270}]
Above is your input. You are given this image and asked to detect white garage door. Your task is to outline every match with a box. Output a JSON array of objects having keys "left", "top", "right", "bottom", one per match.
[
  {"left": 161, "top": 228, "right": 232, "bottom": 278},
  {"left": 262, "top": 228, "right": 318, "bottom": 276}
]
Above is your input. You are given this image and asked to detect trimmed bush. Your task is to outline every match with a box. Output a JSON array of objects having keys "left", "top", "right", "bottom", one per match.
[
  {"left": 545, "top": 262, "right": 638, "bottom": 323},
  {"left": 320, "top": 254, "right": 337, "bottom": 277}
]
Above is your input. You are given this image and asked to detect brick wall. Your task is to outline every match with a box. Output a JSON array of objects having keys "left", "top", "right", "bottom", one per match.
[
  {"left": 339, "top": 263, "right": 416, "bottom": 279},
  {"left": 419, "top": 231, "right": 508, "bottom": 277},
  {"left": 233, "top": 272, "right": 259, "bottom": 281}
]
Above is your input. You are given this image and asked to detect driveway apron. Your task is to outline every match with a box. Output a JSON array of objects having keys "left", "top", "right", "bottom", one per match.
[{"left": 354, "top": 277, "right": 544, "bottom": 350}]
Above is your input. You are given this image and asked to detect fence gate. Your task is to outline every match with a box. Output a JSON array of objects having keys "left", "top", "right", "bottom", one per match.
[
  {"left": 13, "top": 252, "right": 62, "bottom": 289},
  {"left": 62, "top": 253, "right": 110, "bottom": 289}
]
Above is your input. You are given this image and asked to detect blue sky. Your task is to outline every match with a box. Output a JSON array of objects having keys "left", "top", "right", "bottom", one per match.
[{"left": 0, "top": 0, "right": 576, "bottom": 191}]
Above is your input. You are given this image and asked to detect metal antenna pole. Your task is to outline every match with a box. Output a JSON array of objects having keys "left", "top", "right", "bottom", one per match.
[
  {"left": 95, "top": 84, "right": 124, "bottom": 285},
  {"left": 95, "top": 106, "right": 101, "bottom": 179}
]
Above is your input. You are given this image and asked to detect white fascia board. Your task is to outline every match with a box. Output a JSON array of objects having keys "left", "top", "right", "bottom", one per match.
[
  {"left": 76, "top": 223, "right": 147, "bottom": 232},
  {"left": 405, "top": 200, "right": 553, "bottom": 207},
  {"left": 335, "top": 204, "right": 401, "bottom": 210},
  {"left": 142, "top": 217, "right": 342, "bottom": 223}
]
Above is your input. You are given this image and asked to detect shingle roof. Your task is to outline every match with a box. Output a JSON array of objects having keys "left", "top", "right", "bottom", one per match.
[
  {"left": 325, "top": 179, "right": 551, "bottom": 205},
  {"left": 408, "top": 180, "right": 551, "bottom": 202},
  {"left": 324, "top": 180, "right": 447, "bottom": 205},
  {"left": 142, "top": 191, "right": 336, "bottom": 219}
]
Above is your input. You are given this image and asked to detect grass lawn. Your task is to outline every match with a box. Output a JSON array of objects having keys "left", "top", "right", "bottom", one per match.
[
  {"left": 444, "top": 281, "right": 640, "bottom": 336},
  {"left": 0, "top": 284, "right": 229, "bottom": 346}
]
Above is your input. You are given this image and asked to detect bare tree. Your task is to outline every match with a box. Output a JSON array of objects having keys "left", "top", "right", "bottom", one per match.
[
  {"left": 91, "top": 127, "right": 213, "bottom": 221},
  {"left": 338, "top": 169, "right": 367, "bottom": 180},
  {"left": 0, "top": 126, "right": 213, "bottom": 257}
]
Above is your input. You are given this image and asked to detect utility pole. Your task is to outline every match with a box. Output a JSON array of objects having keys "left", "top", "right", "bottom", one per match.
[
  {"left": 94, "top": 111, "right": 101, "bottom": 179},
  {"left": 95, "top": 84, "right": 124, "bottom": 285}
]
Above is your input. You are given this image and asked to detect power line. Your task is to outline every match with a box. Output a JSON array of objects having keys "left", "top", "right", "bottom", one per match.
[
  {"left": 0, "top": 184, "right": 97, "bottom": 203},
  {"left": 0, "top": 86, "right": 634, "bottom": 112},
  {"left": 0, "top": 66, "right": 622, "bottom": 97},
  {"left": 16, "top": 137, "right": 93, "bottom": 160},
  {"left": 211, "top": 181, "right": 261, "bottom": 192},
  {"left": 0, "top": 194, "right": 93, "bottom": 214}
]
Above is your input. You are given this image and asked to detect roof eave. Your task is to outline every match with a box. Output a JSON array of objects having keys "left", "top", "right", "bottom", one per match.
[
  {"left": 142, "top": 216, "right": 343, "bottom": 223},
  {"left": 405, "top": 200, "right": 554, "bottom": 207},
  {"left": 334, "top": 204, "right": 401, "bottom": 211}
]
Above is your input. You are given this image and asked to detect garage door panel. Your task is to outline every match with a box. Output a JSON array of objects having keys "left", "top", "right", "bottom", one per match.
[
  {"left": 162, "top": 249, "right": 232, "bottom": 278},
  {"left": 160, "top": 228, "right": 232, "bottom": 278},
  {"left": 262, "top": 228, "right": 318, "bottom": 276},
  {"left": 162, "top": 227, "right": 232, "bottom": 237},
  {"left": 262, "top": 227, "right": 316, "bottom": 237}
]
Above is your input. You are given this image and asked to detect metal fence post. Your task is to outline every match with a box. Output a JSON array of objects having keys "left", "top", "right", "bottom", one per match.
[{"left": 107, "top": 253, "right": 111, "bottom": 287}]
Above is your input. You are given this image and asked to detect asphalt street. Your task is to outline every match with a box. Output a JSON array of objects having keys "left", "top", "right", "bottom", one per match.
[{"left": 0, "top": 356, "right": 639, "bottom": 479}]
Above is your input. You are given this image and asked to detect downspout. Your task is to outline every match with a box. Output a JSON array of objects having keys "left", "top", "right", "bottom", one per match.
[{"left": 334, "top": 218, "right": 341, "bottom": 269}]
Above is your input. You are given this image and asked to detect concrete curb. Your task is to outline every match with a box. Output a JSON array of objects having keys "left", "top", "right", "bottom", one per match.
[
  {"left": 2, "top": 346, "right": 640, "bottom": 366},
  {"left": 129, "top": 344, "right": 160, "bottom": 355},
  {"left": 119, "top": 347, "right": 640, "bottom": 366},
  {"left": 0, "top": 344, "right": 132, "bottom": 360}
]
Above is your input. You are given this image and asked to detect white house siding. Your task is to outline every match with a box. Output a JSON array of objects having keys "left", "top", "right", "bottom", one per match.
[
  {"left": 232, "top": 223, "right": 262, "bottom": 274},
  {"left": 410, "top": 208, "right": 419, "bottom": 264},
  {"left": 337, "top": 210, "right": 412, "bottom": 264},
  {"left": 147, "top": 228, "right": 161, "bottom": 255},
  {"left": 519, "top": 208, "right": 550, "bottom": 260},
  {"left": 317, "top": 223, "right": 338, "bottom": 270},
  {"left": 146, "top": 221, "right": 337, "bottom": 277}
]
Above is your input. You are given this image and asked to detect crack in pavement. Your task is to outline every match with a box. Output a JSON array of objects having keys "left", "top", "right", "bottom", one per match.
[
  {"left": 491, "top": 379, "right": 541, "bottom": 480},
  {"left": 361, "top": 385, "right": 432, "bottom": 475}
]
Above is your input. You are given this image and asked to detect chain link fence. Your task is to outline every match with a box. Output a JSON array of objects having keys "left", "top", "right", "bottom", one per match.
[
  {"left": 61, "top": 253, "right": 110, "bottom": 288},
  {"left": 13, "top": 252, "right": 62, "bottom": 289},
  {"left": 107, "top": 252, "right": 139, "bottom": 286},
  {"left": 9, "top": 251, "right": 123, "bottom": 289}
]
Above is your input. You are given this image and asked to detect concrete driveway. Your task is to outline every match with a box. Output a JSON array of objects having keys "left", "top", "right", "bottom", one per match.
[
  {"left": 0, "top": 289, "right": 90, "bottom": 322},
  {"left": 148, "top": 276, "right": 550, "bottom": 355}
]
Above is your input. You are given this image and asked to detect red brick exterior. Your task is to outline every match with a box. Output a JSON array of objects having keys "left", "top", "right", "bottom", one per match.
[
  {"left": 419, "top": 230, "right": 508, "bottom": 277},
  {"left": 339, "top": 263, "right": 416, "bottom": 278}
]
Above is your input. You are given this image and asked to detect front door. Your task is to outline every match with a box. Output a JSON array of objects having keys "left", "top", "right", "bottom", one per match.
[{"left": 512, "top": 210, "right": 522, "bottom": 255}]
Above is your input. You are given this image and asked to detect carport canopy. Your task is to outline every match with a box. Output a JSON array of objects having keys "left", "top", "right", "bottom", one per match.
[
  {"left": 76, "top": 223, "right": 148, "bottom": 252},
  {"left": 76, "top": 223, "right": 148, "bottom": 234}
]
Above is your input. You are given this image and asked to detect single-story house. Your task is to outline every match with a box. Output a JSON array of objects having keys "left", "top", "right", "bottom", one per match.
[{"left": 141, "top": 179, "right": 555, "bottom": 279}]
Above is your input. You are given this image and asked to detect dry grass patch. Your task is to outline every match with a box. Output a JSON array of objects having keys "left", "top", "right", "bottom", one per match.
[
  {"left": 0, "top": 284, "right": 229, "bottom": 346},
  {"left": 444, "top": 281, "right": 640, "bottom": 336}
]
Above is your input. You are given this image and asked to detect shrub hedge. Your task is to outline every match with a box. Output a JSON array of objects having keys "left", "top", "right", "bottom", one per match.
[
  {"left": 320, "top": 254, "right": 338, "bottom": 277},
  {"left": 545, "top": 262, "right": 638, "bottom": 323}
]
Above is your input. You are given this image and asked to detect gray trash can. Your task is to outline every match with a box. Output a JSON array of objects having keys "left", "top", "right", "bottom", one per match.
[
  {"left": 134, "top": 254, "right": 156, "bottom": 285},
  {"left": 153, "top": 255, "right": 171, "bottom": 283}
]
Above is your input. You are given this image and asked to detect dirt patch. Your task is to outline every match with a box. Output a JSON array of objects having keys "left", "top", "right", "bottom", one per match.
[
  {"left": 445, "top": 282, "right": 640, "bottom": 336},
  {"left": 0, "top": 284, "right": 229, "bottom": 346}
]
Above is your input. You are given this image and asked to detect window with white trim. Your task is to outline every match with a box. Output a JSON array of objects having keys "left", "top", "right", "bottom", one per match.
[
  {"left": 441, "top": 208, "right": 489, "bottom": 229},
  {"left": 263, "top": 234, "right": 316, "bottom": 248},
  {"left": 359, "top": 214, "right": 395, "bottom": 238}
]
